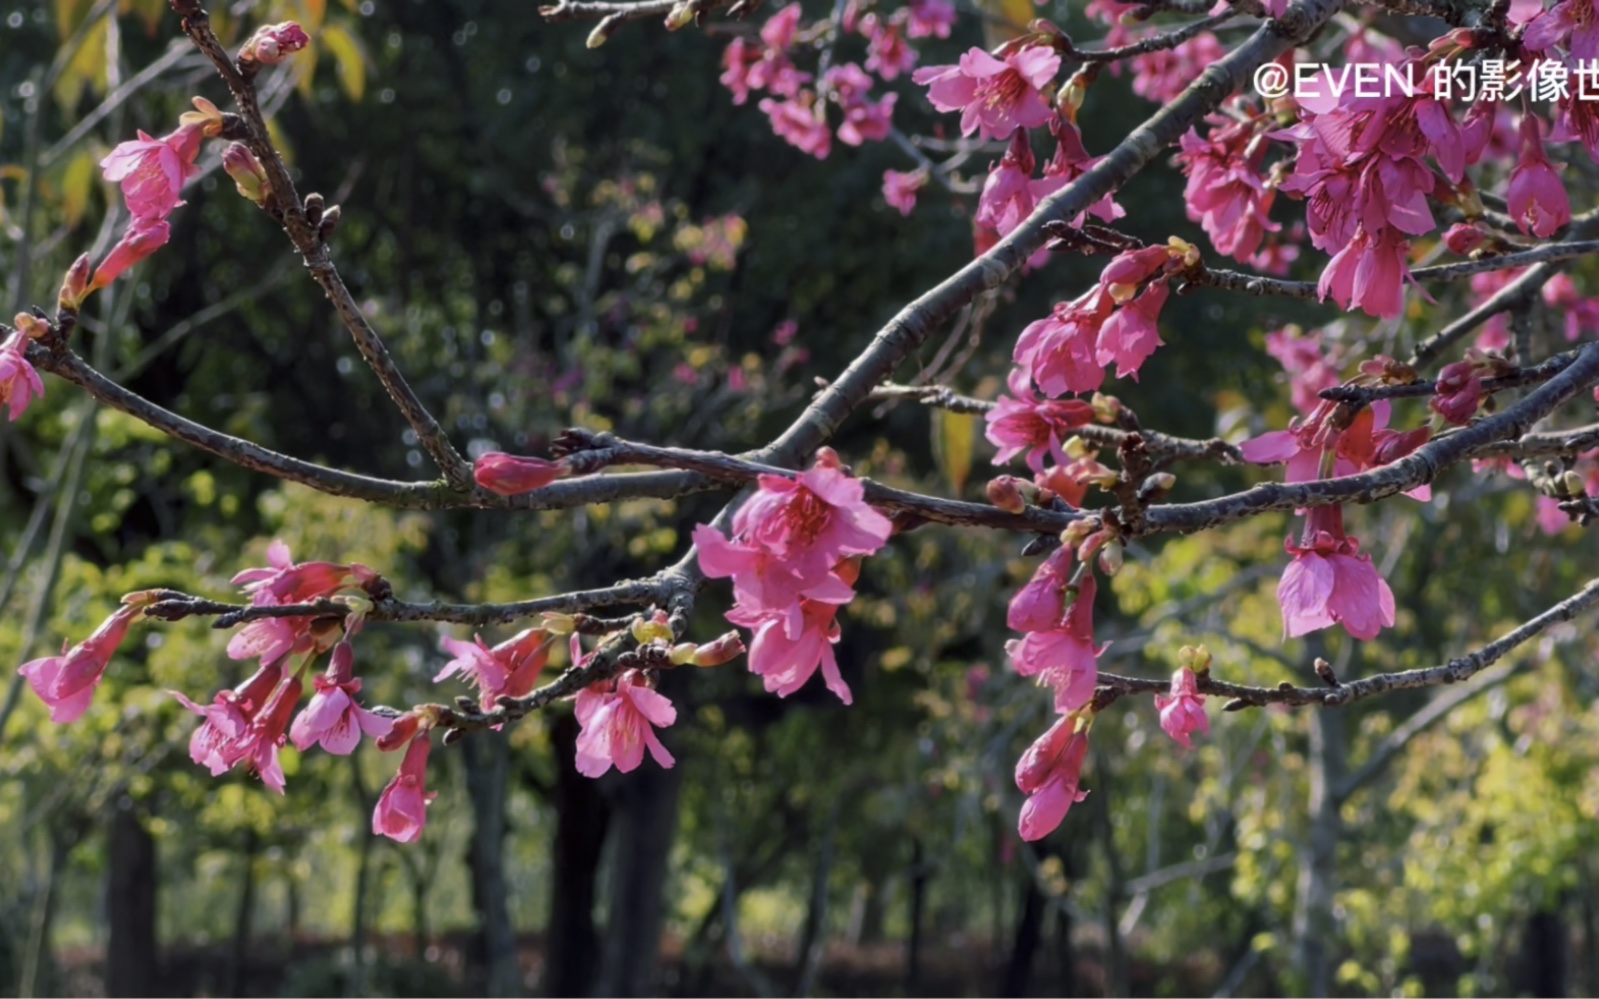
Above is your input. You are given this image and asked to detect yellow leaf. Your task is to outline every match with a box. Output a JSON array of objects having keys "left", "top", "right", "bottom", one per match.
[
  {"left": 61, "top": 147, "right": 97, "bottom": 228},
  {"left": 932, "top": 408, "right": 976, "bottom": 496},
  {"left": 56, "top": 0, "right": 94, "bottom": 39},
  {"left": 54, "top": 15, "right": 109, "bottom": 110},
  {"left": 975, "top": 0, "right": 1033, "bottom": 47},
  {"left": 320, "top": 21, "right": 368, "bottom": 102}
]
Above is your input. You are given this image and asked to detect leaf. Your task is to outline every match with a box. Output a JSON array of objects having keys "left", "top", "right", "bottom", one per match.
[
  {"left": 975, "top": 0, "right": 1033, "bottom": 48},
  {"left": 932, "top": 408, "right": 976, "bottom": 497},
  {"left": 60, "top": 147, "right": 97, "bottom": 228},
  {"left": 53, "top": 14, "right": 109, "bottom": 111},
  {"left": 320, "top": 21, "right": 368, "bottom": 102},
  {"left": 55, "top": 0, "right": 94, "bottom": 39}
]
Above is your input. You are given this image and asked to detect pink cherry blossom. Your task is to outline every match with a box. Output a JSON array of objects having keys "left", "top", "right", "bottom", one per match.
[
  {"left": 573, "top": 665, "right": 677, "bottom": 777},
  {"left": 227, "top": 673, "right": 303, "bottom": 793},
  {"left": 837, "top": 92, "right": 896, "bottom": 146},
  {"left": 1015, "top": 715, "right": 1090, "bottom": 841},
  {"left": 1263, "top": 326, "right": 1341, "bottom": 414},
  {"left": 0, "top": 328, "right": 45, "bottom": 421},
  {"left": 905, "top": 0, "right": 955, "bottom": 38},
  {"left": 1240, "top": 398, "right": 1431, "bottom": 499},
  {"left": 239, "top": 21, "right": 311, "bottom": 64},
  {"left": 373, "top": 733, "right": 437, "bottom": 843},
  {"left": 861, "top": 14, "right": 917, "bottom": 79},
  {"left": 87, "top": 215, "right": 171, "bottom": 292},
  {"left": 436, "top": 626, "right": 556, "bottom": 707},
  {"left": 1508, "top": 115, "right": 1571, "bottom": 238},
  {"left": 912, "top": 46, "right": 1060, "bottom": 142},
  {"left": 1317, "top": 225, "right": 1412, "bottom": 319},
  {"left": 289, "top": 642, "right": 393, "bottom": 754},
  {"left": 1153, "top": 667, "right": 1209, "bottom": 748},
  {"left": 985, "top": 371, "right": 1095, "bottom": 471},
  {"left": 1007, "top": 562, "right": 1103, "bottom": 713},
  {"left": 99, "top": 123, "right": 204, "bottom": 222},
  {"left": 1174, "top": 119, "right": 1280, "bottom": 262},
  {"left": 1540, "top": 274, "right": 1599, "bottom": 341},
  {"left": 759, "top": 94, "right": 833, "bottom": 158},
  {"left": 1430, "top": 360, "right": 1484, "bottom": 425},
  {"left": 729, "top": 592, "right": 852, "bottom": 703},
  {"left": 1095, "top": 248, "right": 1171, "bottom": 380},
  {"left": 976, "top": 128, "right": 1038, "bottom": 237},
  {"left": 1443, "top": 222, "right": 1487, "bottom": 255},
  {"left": 882, "top": 169, "right": 927, "bottom": 215},
  {"left": 694, "top": 448, "right": 892, "bottom": 612},
  {"left": 18, "top": 605, "right": 140, "bottom": 724},
  {"left": 1128, "top": 32, "right": 1228, "bottom": 104},
  {"left": 1278, "top": 504, "right": 1395, "bottom": 641},
  {"left": 172, "top": 660, "right": 286, "bottom": 774},
  {"left": 473, "top": 451, "right": 568, "bottom": 495},
  {"left": 1013, "top": 291, "right": 1114, "bottom": 397}
]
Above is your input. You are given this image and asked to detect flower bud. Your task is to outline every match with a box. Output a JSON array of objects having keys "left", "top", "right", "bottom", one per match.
[
  {"left": 1075, "top": 527, "right": 1108, "bottom": 565},
  {"left": 239, "top": 22, "right": 310, "bottom": 65},
  {"left": 13, "top": 313, "right": 49, "bottom": 341},
  {"left": 1443, "top": 222, "right": 1486, "bottom": 255},
  {"left": 691, "top": 631, "right": 746, "bottom": 667},
  {"left": 1096, "top": 539, "right": 1123, "bottom": 576},
  {"left": 178, "top": 96, "right": 227, "bottom": 137},
  {"left": 377, "top": 711, "right": 423, "bottom": 751},
  {"left": 1061, "top": 518, "right": 1096, "bottom": 549},
  {"left": 668, "top": 643, "right": 698, "bottom": 665},
  {"left": 58, "top": 255, "right": 92, "bottom": 312},
  {"left": 1138, "top": 471, "right": 1176, "bottom": 503},
  {"left": 1090, "top": 393, "right": 1123, "bottom": 423},
  {"left": 1177, "top": 644, "right": 1212, "bottom": 674},
  {"left": 317, "top": 204, "right": 342, "bottom": 243},
  {"left": 121, "top": 589, "right": 163, "bottom": 608},
  {"left": 631, "top": 616, "right": 673, "bottom": 645},
  {"left": 664, "top": 1, "right": 695, "bottom": 29},
  {"left": 1063, "top": 435, "right": 1094, "bottom": 460},
  {"left": 223, "top": 143, "right": 271, "bottom": 206},
  {"left": 474, "top": 452, "right": 570, "bottom": 496},
  {"left": 541, "top": 612, "right": 577, "bottom": 635},
  {"left": 1166, "top": 236, "right": 1200, "bottom": 269},
  {"left": 1562, "top": 469, "right": 1587, "bottom": 497},
  {"left": 986, "top": 476, "right": 1028, "bottom": 513}
]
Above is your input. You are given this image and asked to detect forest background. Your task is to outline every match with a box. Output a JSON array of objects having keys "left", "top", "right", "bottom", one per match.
[{"left": 3, "top": 0, "right": 1599, "bottom": 995}]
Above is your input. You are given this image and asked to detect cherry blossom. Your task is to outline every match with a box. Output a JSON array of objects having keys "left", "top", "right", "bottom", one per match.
[
  {"left": 1015, "top": 715, "right": 1091, "bottom": 841},
  {"left": 473, "top": 451, "right": 569, "bottom": 495},
  {"left": 373, "top": 732, "right": 437, "bottom": 843},
  {"left": 1507, "top": 115, "right": 1571, "bottom": 239},
  {"left": 573, "top": 665, "right": 677, "bottom": 777},
  {"left": 1278, "top": 504, "right": 1395, "bottom": 641},
  {"left": 1153, "top": 668, "right": 1209, "bottom": 748},
  {"left": 289, "top": 642, "right": 394, "bottom": 755},
  {"left": 912, "top": 46, "right": 1060, "bottom": 142},
  {"left": 984, "top": 371, "right": 1095, "bottom": 472},
  {"left": 99, "top": 123, "right": 204, "bottom": 222},
  {"left": 19, "top": 605, "right": 141, "bottom": 724},
  {"left": 882, "top": 169, "right": 927, "bottom": 215},
  {"left": 0, "top": 327, "right": 46, "bottom": 422}
]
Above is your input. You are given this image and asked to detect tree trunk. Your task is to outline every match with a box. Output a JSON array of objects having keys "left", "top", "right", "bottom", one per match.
[
  {"left": 226, "top": 830, "right": 258, "bottom": 999},
  {"left": 545, "top": 710, "right": 611, "bottom": 997},
  {"left": 463, "top": 733, "right": 520, "bottom": 997},
  {"left": 595, "top": 757, "right": 685, "bottom": 996},
  {"left": 349, "top": 752, "right": 377, "bottom": 999},
  {"left": 792, "top": 816, "right": 837, "bottom": 997},
  {"left": 106, "top": 803, "right": 159, "bottom": 997},
  {"left": 1512, "top": 902, "right": 1570, "bottom": 998},
  {"left": 1292, "top": 706, "right": 1344, "bottom": 998},
  {"left": 905, "top": 837, "right": 928, "bottom": 995},
  {"left": 1002, "top": 867, "right": 1045, "bottom": 997}
]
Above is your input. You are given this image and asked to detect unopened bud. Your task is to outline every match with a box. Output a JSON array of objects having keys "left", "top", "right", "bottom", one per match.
[
  {"left": 1063, "top": 435, "right": 1094, "bottom": 460},
  {"left": 987, "top": 476, "right": 1028, "bottom": 513},
  {"left": 376, "top": 711, "right": 422, "bottom": 751},
  {"left": 58, "top": 254, "right": 92, "bottom": 312},
  {"left": 222, "top": 143, "right": 271, "bottom": 206},
  {"left": 1090, "top": 392, "right": 1122, "bottom": 423},
  {"left": 121, "top": 589, "right": 162, "bottom": 608},
  {"left": 303, "top": 192, "right": 325, "bottom": 226},
  {"left": 317, "top": 205, "right": 342, "bottom": 243},
  {"left": 691, "top": 631, "right": 746, "bottom": 667},
  {"left": 13, "top": 313, "right": 49, "bottom": 341},
  {"left": 664, "top": 1, "right": 695, "bottom": 28},
  {"left": 1562, "top": 469, "right": 1587, "bottom": 497},
  {"left": 1061, "top": 518, "right": 1096, "bottom": 549},
  {"left": 178, "top": 96, "right": 227, "bottom": 137},
  {"left": 541, "top": 612, "right": 577, "bottom": 635},
  {"left": 1166, "top": 236, "right": 1200, "bottom": 269},
  {"left": 1075, "top": 527, "right": 1108, "bottom": 564},
  {"left": 1096, "top": 539, "right": 1123, "bottom": 576},
  {"left": 632, "top": 616, "right": 673, "bottom": 645},
  {"left": 1178, "top": 644, "right": 1212, "bottom": 674},
  {"left": 669, "top": 643, "right": 698, "bottom": 665},
  {"left": 239, "top": 21, "right": 310, "bottom": 66},
  {"left": 1138, "top": 471, "right": 1176, "bottom": 502}
]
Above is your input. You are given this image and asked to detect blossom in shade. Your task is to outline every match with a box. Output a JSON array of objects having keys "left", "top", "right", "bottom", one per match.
[
  {"left": 1015, "top": 715, "right": 1090, "bottom": 841},
  {"left": 19, "top": 605, "right": 141, "bottom": 724},
  {"left": 239, "top": 22, "right": 311, "bottom": 64},
  {"left": 1240, "top": 397, "right": 1431, "bottom": 500},
  {"left": 1174, "top": 119, "right": 1280, "bottom": 261},
  {"left": 573, "top": 663, "right": 677, "bottom": 777},
  {"left": 905, "top": 0, "right": 955, "bottom": 37},
  {"left": 976, "top": 128, "right": 1038, "bottom": 238},
  {"left": 0, "top": 328, "right": 45, "bottom": 421},
  {"left": 373, "top": 733, "right": 437, "bottom": 843},
  {"left": 436, "top": 626, "right": 556, "bottom": 707},
  {"left": 882, "top": 169, "right": 927, "bottom": 215},
  {"left": 1507, "top": 114, "right": 1571, "bottom": 238},
  {"left": 226, "top": 672, "right": 303, "bottom": 793},
  {"left": 728, "top": 557, "right": 860, "bottom": 704},
  {"left": 87, "top": 216, "right": 171, "bottom": 293},
  {"left": 99, "top": 124, "right": 204, "bottom": 222},
  {"left": 1013, "top": 291, "right": 1114, "bottom": 397},
  {"left": 172, "top": 659, "right": 287, "bottom": 774},
  {"left": 1523, "top": 0, "right": 1599, "bottom": 59},
  {"left": 1153, "top": 667, "right": 1209, "bottom": 748},
  {"left": 861, "top": 14, "right": 917, "bottom": 79},
  {"left": 1007, "top": 558, "right": 1103, "bottom": 714},
  {"left": 912, "top": 46, "right": 1061, "bottom": 142},
  {"left": 984, "top": 371, "right": 1095, "bottom": 472},
  {"left": 694, "top": 448, "right": 892, "bottom": 613},
  {"left": 474, "top": 451, "right": 568, "bottom": 495},
  {"left": 759, "top": 94, "right": 833, "bottom": 158},
  {"left": 1430, "top": 360, "right": 1484, "bottom": 425},
  {"left": 1278, "top": 504, "right": 1395, "bottom": 641},
  {"left": 1317, "top": 225, "right": 1412, "bottom": 319},
  {"left": 289, "top": 642, "right": 393, "bottom": 754}
]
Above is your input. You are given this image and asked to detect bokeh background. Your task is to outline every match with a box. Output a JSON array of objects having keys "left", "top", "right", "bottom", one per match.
[{"left": 3, "top": 0, "right": 1599, "bottom": 995}]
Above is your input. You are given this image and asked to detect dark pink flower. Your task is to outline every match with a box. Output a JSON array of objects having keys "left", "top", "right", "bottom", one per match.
[
  {"left": 289, "top": 642, "right": 393, "bottom": 754},
  {"left": 694, "top": 448, "right": 892, "bottom": 612},
  {"left": 1540, "top": 274, "right": 1599, "bottom": 341},
  {"left": 171, "top": 660, "right": 286, "bottom": 775},
  {"left": 1430, "top": 360, "right": 1484, "bottom": 425},
  {"left": 976, "top": 128, "right": 1038, "bottom": 237},
  {"left": 729, "top": 593, "right": 852, "bottom": 703},
  {"left": 436, "top": 626, "right": 556, "bottom": 707},
  {"left": 227, "top": 673, "right": 303, "bottom": 793},
  {"left": 19, "top": 605, "right": 140, "bottom": 723},
  {"left": 1128, "top": 33, "right": 1227, "bottom": 103},
  {"left": 1524, "top": 0, "right": 1599, "bottom": 57},
  {"left": 861, "top": 14, "right": 917, "bottom": 79},
  {"left": 882, "top": 169, "right": 927, "bottom": 215},
  {"left": 985, "top": 372, "right": 1095, "bottom": 471},
  {"left": 1317, "top": 225, "right": 1412, "bottom": 319},
  {"left": 759, "top": 94, "right": 833, "bottom": 158},
  {"left": 1263, "top": 326, "right": 1341, "bottom": 414},
  {"left": 0, "top": 328, "right": 45, "bottom": 421},
  {"left": 1015, "top": 716, "right": 1090, "bottom": 841},
  {"left": 373, "top": 733, "right": 437, "bottom": 843},
  {"left": 1028, "top": 114, "right": 1123, "bottom": 228},
  {"left": 1095, "top": 246, "right": 1173, "bottom": 380},
  {"left": 239, "top": 21, "right": 311, "bottom": 64},
  {"left": 474, "top": 451, "right": 569, "bottom": 495},
  {"left": 905, "top": 0, "right": 955, "bottom": 37},
  {"left": 1013, "top": 291, "right": 1114, "bottom": 397},
  {"left": 1443, "top": 222, "right": 1487, "bottom": 255},
  {"left": 1278, "top": 504, "right": 1395, "bottom": 641},
  {"left": 573, "top": 666, "right": 677, "bottom": 777},
  {"left": 1508, "top": 115, "right": 1570, "bottom": 238},
  {"left": 1174, "top": 119, "right": 1280, "bottom": 261},
  {"left": 99, "top": 124, "right": 203, "bottom": 222},
  {"left": 1153, "top": 667, "right": 1209, "bottom": 748},
  {"left": 837, "top": 93, "right": 896, "bottom": 146},
  {"left": 1007, "top": 564, "right": 1102, "bottom": 714},
  {"left": 87, "top": 216, "right": 171, "bottom": 292},
  {"left": 912, "top": 46, "right": 1060, "bottom": 141}
]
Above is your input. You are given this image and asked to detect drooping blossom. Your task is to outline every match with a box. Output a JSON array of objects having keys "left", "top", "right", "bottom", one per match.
[
  {"left": 473, "top": 451, "right": 569, "bottom": 495},
  {"left": 171, "top": 659, "right": 286, "bottom": 774},
  {"left": 1174, "top": 117, "right": 1280, "bottom": 262},
  {"left": 19, "top": 605, "right": 141, "bottom": 724},
  {"left": 1095, "top": 245, "right": 1173, "bottom": 379},
  {"left": 373, "top": 732, "right": 437, "bottom": 843},
  {"left": 225, "top": 672, "right": 303, "bottom": 793},
  {"left": 1013, "top": 291, "right": 1113, "bottom": 397},
  {"left": 1523, "top": 0, "right": 1599, "bottom": 59},
  {"left": 1126, "top": 32, "right": 1228, "bottom": 104},
  {"left": 1278, "top": 503, "right": 1395, "bottom": 641},
  {"left": 719, "top": 3, "right": 810, "bottom": 104},
  {"left": 0, "top": 327, "right": 45, "bottom": 422},
  {"left": 1240, "top": 396, "right": 1431, "bottom": 499},
  {"left": 728, "top": 557, "right": 859, "bottom": 704},
  {"left": 1430, "top": 359, "right": 1484, "bottom": 425},
  {"left": 904, "top": 0, "right": 955, "bottom": 38},
  {"left": 985, "top": 370, "right": 1094, "bottom": 471},
  {"left": 99, "top": 123, "right": 204, "bottom": 222},
  {"left": 239, "top": 21, "right": 311, "bottom": 64},
  {"left": 912, "top": 46, "right": 1060, "bottom": 141},
  {"left": 227, "top": 540, "right": 375, "bottom": 665},
  {"left": 976, "top": 128, "right": 1038, "bottom": 238},
  {"left": 1029, "top": 113, "right": 1123, "bottom": 228},
  {"left": 1263, "top": 326, "right": 1341, "bottom": 414},
  {"left": 573, "top": 661, "right": 677, "bottom": 777},
  {"left": 289, "top": 642, "right": 393, "bottom": 754},
  {"left": 436, "top": 626, "right": 556, "bottom": 708},
  {"left": 1442, "top": 222, "right": 1487, "bottom": 256},
  {"left": 759, "top": 94, "right": 833, "bottom": 158},
  {"left": 1317, "top": 225, "right": 1412, "bottom": 320},
  {"left": 86, "top": 216, "right": 171, "bottom": 293},
  {"left": 1540, "top": 274, "right": 1599, "bottom": 342},
  {"left": 1153, "top": 667, "right": 1209, "bottom": 748},
  {"left": 1507, "top": 114, "right": 1571, "bottom": 238},
  {"left": 860, "top": 13, "right": 917, "bottom": 79},
  {"left": 882, "top": 169, "right": 927, "bottom": 215},
  {"left": 1015, "top": 714, "right": 1091, "bottom": 841},
  {"left": 821, "top": 69, "right": 898, "bottom": 146},
  {"left": 694, "top": 448, "right": 892, "bottom": 613},
  {"left": 1007, "top": 554, "right": 1103, "bottom": 714}
]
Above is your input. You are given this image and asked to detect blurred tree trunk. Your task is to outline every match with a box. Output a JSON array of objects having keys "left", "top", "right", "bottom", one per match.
[
  {"left": 792, "top": 811, "right": 837, "bottom": 997},
  {"left": 546, "top": 710, "right": 611, "bottom": 997},
  {"left": 463, "top": 733, "right": 519, "bottom": 997},
  {"left": 106, "top": 802, "right": 159, "bottom": 997},
  {"left": 905, "top": 836, "right": 928, "bottom": 994},
  {"left": 1002, "top": 866, "right": 1044, "bottom": 996},
  {"left": 349, "top": 754, "right": 377, "bottom": 999},
  {"left": 227, "top": 829, "right": 258, "bottom": 999},
  {"left": 595, "top": 759, "right": 684, "bottom": 996},
  {"left": 1092, "top": 753, "right": 1129, "bottom": 999},
  {"left": 1292, "top": 706, "right": 1343, "bottom": 998},
  {"left": 18, "top": 826, "right": 74, "bottom": 999},
  {"left": 1511, "top": 902, "right": 1570, "bottom": 998}
]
